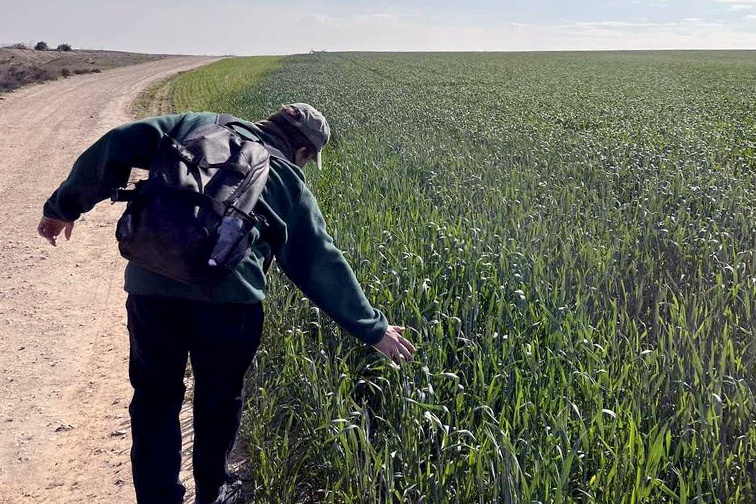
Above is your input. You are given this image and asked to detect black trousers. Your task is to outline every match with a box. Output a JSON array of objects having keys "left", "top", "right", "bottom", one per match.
[{"left": 126, "top": 295, "right": 263, "bottom": 504}]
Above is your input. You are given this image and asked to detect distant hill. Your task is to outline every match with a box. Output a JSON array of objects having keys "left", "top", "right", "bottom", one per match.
[{"left": 0, "top": 47, "right": 172, "bottom": 93}]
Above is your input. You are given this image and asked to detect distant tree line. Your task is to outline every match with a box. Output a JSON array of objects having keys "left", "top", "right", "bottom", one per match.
[{"left": 4, "top": 41, "right": 73, "bottom": 51}]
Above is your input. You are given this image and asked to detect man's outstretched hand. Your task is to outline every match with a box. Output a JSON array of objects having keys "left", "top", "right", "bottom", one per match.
[
  {"left": 374, "top": 325, "right": 416, "bottom": 364},
  {"left": 37, "top": 216, "right": 74, "bottom": 246}
]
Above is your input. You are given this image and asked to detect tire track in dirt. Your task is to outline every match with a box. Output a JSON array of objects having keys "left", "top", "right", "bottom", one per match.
[{"left": 0, "top": 56, "right": 221, "bottom": 504}]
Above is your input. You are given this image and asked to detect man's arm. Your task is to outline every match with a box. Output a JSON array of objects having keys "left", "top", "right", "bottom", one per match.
[
  {"left": 276, "top": 187, "right": 416, "bottom": 362},
  {"left": 42, "top": 114, "right": 193, "bottom": 223},
  {"left": 38, "top": 113, "right": 215, "bottom": 246}
]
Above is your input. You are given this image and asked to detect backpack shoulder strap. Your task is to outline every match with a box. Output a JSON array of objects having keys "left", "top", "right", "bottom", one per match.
[{"left": 217, "top": 113, "right": 237, "bottom": 127}]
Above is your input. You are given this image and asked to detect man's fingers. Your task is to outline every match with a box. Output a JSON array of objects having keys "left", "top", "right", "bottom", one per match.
[
  {"left": 47, "top": 228, "right": 58, "bottom": 246},
  {"left": 377, "top": 343, "right": 409, "bottom": 364},
  {"left": 375, "top": 326, "right": 416, "bottom": 364},
  {"left": 399, "top": 336, "right": 416, "bottom": 354},
  {"left": 37, "top": 218, "right": 74, "bottom": 246},
  {"left": 397, "top": 343, "right": 414, "bottom": 362},
  {"left": 38, "top": 224, "right": 56, "bottom": 246},
  {"left": 387, "top": 338, "right": 414, "bottom": 363}
]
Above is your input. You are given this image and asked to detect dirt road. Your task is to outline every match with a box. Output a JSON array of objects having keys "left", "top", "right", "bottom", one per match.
[{"left": 0, "top": 56, "right": 221, "bottom": 504}]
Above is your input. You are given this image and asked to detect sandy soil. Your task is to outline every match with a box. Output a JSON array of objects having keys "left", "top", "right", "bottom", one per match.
[{"left": 0, "top": 56, "right": 221, "bottom": 504}]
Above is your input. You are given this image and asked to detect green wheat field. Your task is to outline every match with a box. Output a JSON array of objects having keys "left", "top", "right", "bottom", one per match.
[{"left": 146, "top": 51, "right": 756, "bottom": 503}]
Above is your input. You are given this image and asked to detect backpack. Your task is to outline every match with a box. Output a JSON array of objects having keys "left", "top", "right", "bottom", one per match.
[{"left": 112, "top": 115, "right": 280, "bottom": 284}]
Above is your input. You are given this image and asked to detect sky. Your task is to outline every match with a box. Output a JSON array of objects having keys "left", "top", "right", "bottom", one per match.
[{"left": 1, "top": 0, "right": 755, "bottom": 55}]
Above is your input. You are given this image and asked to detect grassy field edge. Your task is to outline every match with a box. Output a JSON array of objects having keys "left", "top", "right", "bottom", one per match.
[{"left": 130, "top": 56, "right": 282, "bottom": 118}]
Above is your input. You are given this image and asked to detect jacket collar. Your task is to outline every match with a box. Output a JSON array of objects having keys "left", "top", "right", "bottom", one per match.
[{"left": 250, "top": 120, "right": 306, "bottom": 182}]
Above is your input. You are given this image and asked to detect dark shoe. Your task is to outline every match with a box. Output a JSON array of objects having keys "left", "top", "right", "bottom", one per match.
[{"left": 196, "top": 477, "right": 243, "bottom": 504}]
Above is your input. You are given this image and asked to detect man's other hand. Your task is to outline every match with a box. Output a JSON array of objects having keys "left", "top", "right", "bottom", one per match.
[
  {"left": 37, "top": 216, "right": 74, "bottom": 246},
  {"left": 373, "top": 325, "right": 416, "bottom": 364}
]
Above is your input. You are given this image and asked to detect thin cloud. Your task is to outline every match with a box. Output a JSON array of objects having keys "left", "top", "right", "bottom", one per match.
[
  {"left": 563, "top": 18, "right": 724, "bottom": 31},
  {"left": 571, "top": 21, "right": 666, "bottom": 28},
  {"left": 680, "top": 17, "right": 724, "bottom": 26},
  {"left": 305, "top": 12, "right": 417, "bottom": 24}
]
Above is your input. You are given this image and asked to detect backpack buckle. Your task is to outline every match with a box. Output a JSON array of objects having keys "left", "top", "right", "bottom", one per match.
[
  {"left": 111, "top": 187, "right": 137, "bottom": 202},
  {"left": 227, "top": 205, "right": 267, "bottom": 227}
]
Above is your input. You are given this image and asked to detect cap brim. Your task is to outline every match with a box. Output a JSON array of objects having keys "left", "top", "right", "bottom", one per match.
[{"left": 316, "top": 150, "right": 322, "bottom": 171}]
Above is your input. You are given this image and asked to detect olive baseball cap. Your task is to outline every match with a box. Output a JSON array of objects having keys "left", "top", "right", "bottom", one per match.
[{"left": 280, "top": 103, "right": 330, "bottom": 170}]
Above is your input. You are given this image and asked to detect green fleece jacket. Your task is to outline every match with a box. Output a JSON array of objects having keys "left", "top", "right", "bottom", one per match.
[{"left": 43, "top": 112, "right": 388, "bottom": 345}]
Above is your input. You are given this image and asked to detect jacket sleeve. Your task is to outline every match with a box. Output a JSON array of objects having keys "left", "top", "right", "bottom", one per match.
[
  {"left": 275, "top": 186, "right": 388, "bottom": 345},
  {"left": 43, "top": 113, "right": 193, "bottom": 221}
]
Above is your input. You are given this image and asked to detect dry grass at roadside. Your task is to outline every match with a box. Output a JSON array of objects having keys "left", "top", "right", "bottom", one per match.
[{"left": 0, "top": 47, "right": 170, "bottom": 93}]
